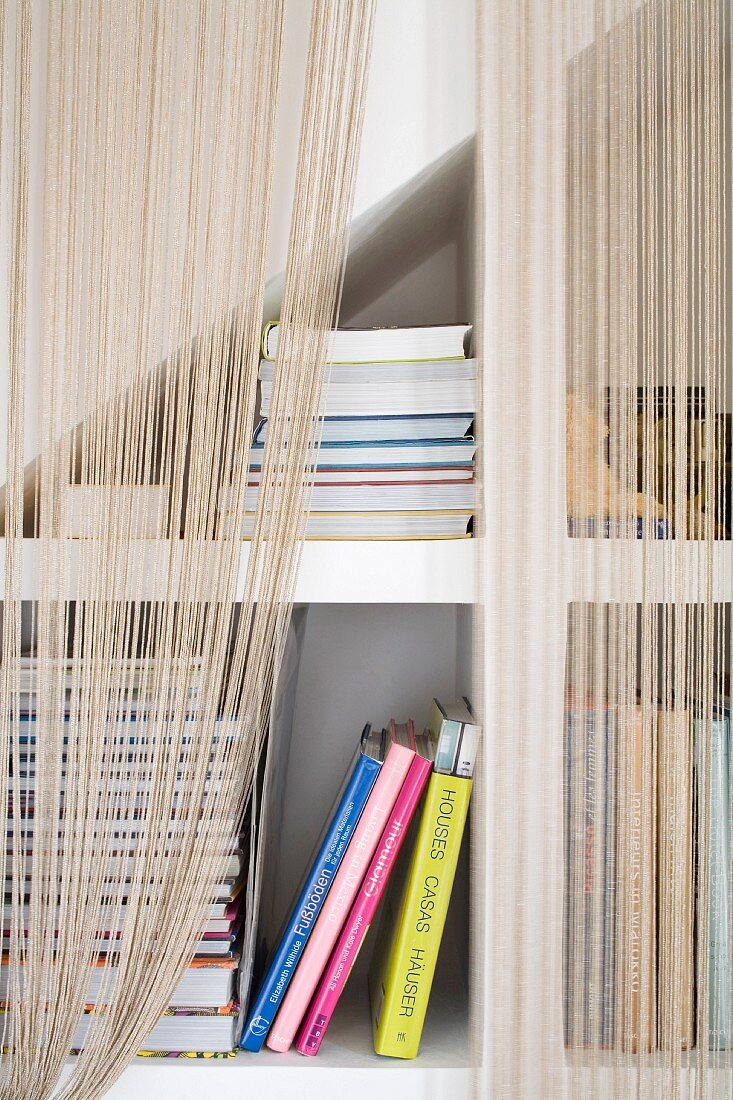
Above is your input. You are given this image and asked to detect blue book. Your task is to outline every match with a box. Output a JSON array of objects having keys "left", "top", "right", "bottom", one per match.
[
  {"left": 240, "top": 726, "right": 383, "bottom": 1051},
  {"left": 696, "top": 716, "right": 731, "bottom": 1049},
  {"left": 248, "top": 437, "right": 476, "bottom": 470},
  {"left": 252, "top": 414, "right": 474, "bottom": 445}
]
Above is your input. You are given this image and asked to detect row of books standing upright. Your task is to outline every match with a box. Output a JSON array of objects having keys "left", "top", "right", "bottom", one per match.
[
  {"left": 224, "top": 322, "right": 477, "bottom": 539},
  {"left": 241, "top": 698, "right": 480, "bottom": 1057},
  {"left": 564, "top": 694, "right": 733, "bottom": 1053},
  {"left": 7, "top": 658, "right": 245, "bottom": 1057}
]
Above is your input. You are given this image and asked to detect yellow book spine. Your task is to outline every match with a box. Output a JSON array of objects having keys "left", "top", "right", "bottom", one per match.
[{"left": 369, "top": 773, "right": 471, "bottom": 1058}]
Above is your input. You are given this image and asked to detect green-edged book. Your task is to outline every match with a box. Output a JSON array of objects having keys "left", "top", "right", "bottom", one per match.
[{"left": 368, "top": 699, "right": 479, "bottom": 1059}]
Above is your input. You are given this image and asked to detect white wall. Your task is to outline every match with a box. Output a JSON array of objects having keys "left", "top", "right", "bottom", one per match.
[
  {"left": 267, "top": 0, "right": 475, "bottom": 281},
  {"left": 265, "top": 602, "right": 464, "bottom": 933}
]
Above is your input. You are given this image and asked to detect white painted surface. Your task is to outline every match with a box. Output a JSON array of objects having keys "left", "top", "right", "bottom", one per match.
[
  {"left": 0, "top": 537, "right": 477, "bottom": 603},
  {"left": 59, "top": 971, "right": 470, "bottom": 1098},
  {"left": 270, "top": 603, "right": 465, "bottom": 924},
  {"left": 268, "top": 0, "right": 475, "bottom": 280}
]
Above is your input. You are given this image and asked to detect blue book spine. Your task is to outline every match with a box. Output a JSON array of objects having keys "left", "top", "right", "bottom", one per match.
[
  {"left": 240, "top": 752, "right": 381, "bottom": 1051},
  {"left": 698, "top": 718, "right": 731, "bottom": 1049}
]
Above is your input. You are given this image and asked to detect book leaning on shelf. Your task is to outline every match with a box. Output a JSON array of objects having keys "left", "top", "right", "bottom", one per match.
[
  {"left": 368, "top": 698, "right": 480, "bottom": 1059},
  {"left": 262, "top": 721, "right": 419, "bottom": 1053},
  {"left": 240, "top": 724, "right": 392, "bottom": 1051},
  {"left": 296, "top": 728, "right": 434, "bottom": 1056}
]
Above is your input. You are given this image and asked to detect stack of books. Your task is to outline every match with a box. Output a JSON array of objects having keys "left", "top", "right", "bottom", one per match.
[
  {"left": 241, "top": 697, "right": 479, "bottom": 1058},
  {"left": 224, "top": 323, "right": 477, "bottom": 539},
  {"left": 3, "top": 657, "right": 245, "bottom": 1057}
]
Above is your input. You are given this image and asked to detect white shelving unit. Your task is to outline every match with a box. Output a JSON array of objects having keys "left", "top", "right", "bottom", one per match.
[
  {"left": 61, "top": 964, "right": 471, "bottom": 1099},
  {"left": 0, "top": 538, "right": 476, "bottom": 604},
  {"left": 2, "top": 30, "right": 481, "bottom": 1097},
  {"left": 10, "top": 541, "right": 479, "bottom": 1100}
]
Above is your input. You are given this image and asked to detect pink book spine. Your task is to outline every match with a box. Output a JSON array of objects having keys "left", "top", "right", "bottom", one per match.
[
  {"left": 296, "top": 753, "right": 432, "bottom": 1057},
  {"left": 266, "top": 741, "right": 414, "bottom": 1053}
]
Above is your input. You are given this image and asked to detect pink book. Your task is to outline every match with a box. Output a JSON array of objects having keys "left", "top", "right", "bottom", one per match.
[
  {"left": 295, "top": 752, "right": 432, "bottom": 1056},
  {"left": 265, "top": 740, "right": 414, "bottom": 1053}
]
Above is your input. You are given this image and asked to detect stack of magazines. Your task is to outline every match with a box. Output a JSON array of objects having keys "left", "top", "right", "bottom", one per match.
[
  {"left": 3, "top": 657, "right": 245, "bottom": 1057},
  {"left": 223, "top": 323, "right": 477, "bottom": 539}
]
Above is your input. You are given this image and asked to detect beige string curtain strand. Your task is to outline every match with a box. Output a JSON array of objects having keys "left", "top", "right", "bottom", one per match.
[
  {"left": 479, "top": 0, "right": 731, "bottom": 1098},
  {"left": 0, "top": 1, "right": 376, "bottom": 1097}
]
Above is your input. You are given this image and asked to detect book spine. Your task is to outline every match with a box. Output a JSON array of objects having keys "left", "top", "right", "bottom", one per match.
[
  {"left": 697, "top": 717, "right": 731, "bottom": 1050},
  {"left": 369, "top": 772, "right": 471, "bottom": 1058},
  {"left": 616, "top": 706, "right": 656, "bottom": 1053},
  {"left": 563, "top": 704, "right": 610, "bottom": 1049},
  {"left": 562, "top": 708, "right": 573, "bottom": 1049},
  {"left": 265, "top": 742, "right": 415, "bottom": 1053},
  {"left": 658, "top": 710, "right": 694, "bottom": 1051},
  {"left": 261, "top": 320, "right": 276, "bottom": 361},
  {"left": 240, "top": 753, "right": 380, "bottom": 1051},
  {"left": 296, "top": 755, "right": 432, "bottom": 1057},
  {"left": 601, "top": 707, "right": 616, "bottom": 1049}
]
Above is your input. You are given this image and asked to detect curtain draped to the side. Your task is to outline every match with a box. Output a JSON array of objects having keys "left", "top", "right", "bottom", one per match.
[
  {"left": 0, "top": 2, "right": 375, "bottom": 1097},
  {"left": 480, "top": 1, "right": 732, "bottom": 1098}
]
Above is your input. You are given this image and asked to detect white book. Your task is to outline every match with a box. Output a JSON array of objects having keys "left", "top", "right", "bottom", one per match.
[
  {"left": 262, "top": 322, "right": 471, "bottom": 363},
  {"left": 0, "top": 901, "right": 237, "bottom": 927},
  {"left": 0, "top": 931, "right": 236, "bottom": 955},
  {"left": 68, "top": 1006, "right": 239, "bottom": 1053},
  {"left": 243, "top": 483, "right": 476, "bottom": 512},
  {"left": 259, "top": 378, "right": 476, "bottom": 417},
  {"left": 0, "top": 958, "right": 238, "bottom": 1007},
  {"left": 258, "top": 358, "right": 477, "bottom": 384},
  {"left": 234, "top": 512, "right": 473, "bottom": 539},
  {"left": 3, "top": 851, "right": 245, "bottom": 882}
]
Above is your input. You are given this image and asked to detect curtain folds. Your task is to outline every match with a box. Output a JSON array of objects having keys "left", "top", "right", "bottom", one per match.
[
  {"left": 481, "top": 1, "right": 731, "bottom": 1098},
  {"left": 0, "top": 2, "right": 375, "bottom": 1097}
]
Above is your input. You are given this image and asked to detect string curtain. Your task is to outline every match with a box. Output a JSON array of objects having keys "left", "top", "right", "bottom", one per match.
[
  {"left": 0, "top": 1, "right": 375, "bottom": 1097},
  {"left": 480, "top": 0, "right": 733, "bottom": 1098}
]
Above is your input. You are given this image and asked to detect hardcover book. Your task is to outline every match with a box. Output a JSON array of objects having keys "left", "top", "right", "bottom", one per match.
[
  {"left": 240, "top": 725, "right": 383, "bottom": 1051},
  {"left": 695, "top": 715, "right": 731, "bottom": 1050},
  {"left": 657, "top": 709, "right": 694, "bottom": 1051},
  {"left": 615, "top": 706, "right": 656, "bottom": 1053},
  {"left": 264, "top": 735, "right": 416, "bottom": 1053},
  {"left": 261, "top": 322, "right": 471, "bottom": 364},
  {"left": 368, "top": 712, "right": 476, "bottom": 1059},
  {"left": 296, "top": 748, "right": 434, "bottom": 1056},
  {"left": 563, "top": 699, "right": 614, "bottom": 1050}
]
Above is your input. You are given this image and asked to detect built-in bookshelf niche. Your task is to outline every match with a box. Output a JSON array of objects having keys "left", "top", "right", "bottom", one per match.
[{"left": 253, "top": 602, "right": 473, "bottom": 1065}]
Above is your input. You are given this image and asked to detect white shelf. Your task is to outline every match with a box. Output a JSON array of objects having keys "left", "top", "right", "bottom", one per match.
[
  {"left": 569, "top": 539, "right": 733, "bottom": 603},
  {"left": 0, "top": 538, "right": 476, "bottom": 604},
  {"left": 59, "top": 981, "right": 471, "bottom": 1100}
]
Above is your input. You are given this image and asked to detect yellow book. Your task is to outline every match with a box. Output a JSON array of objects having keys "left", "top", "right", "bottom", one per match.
[{"left": 368, "top": 772, "right": 472, "bottom": 1059}]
